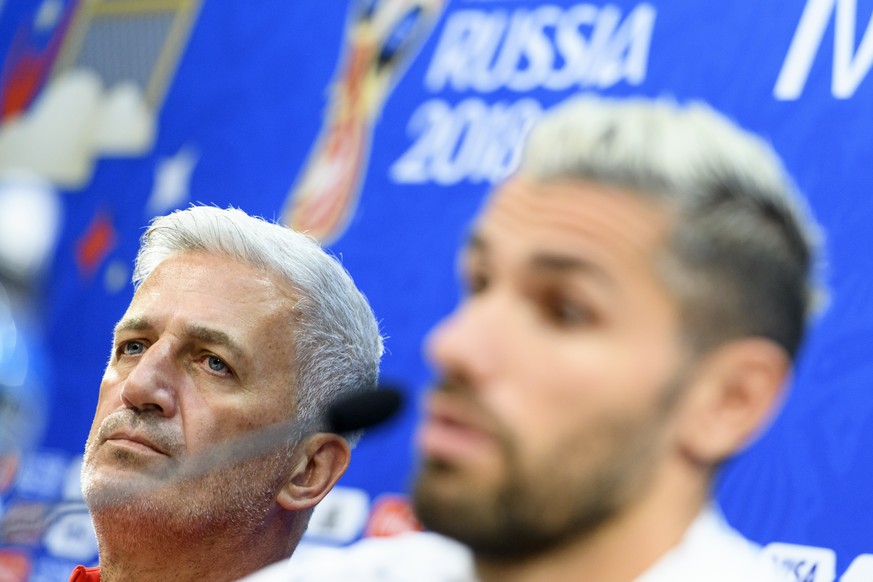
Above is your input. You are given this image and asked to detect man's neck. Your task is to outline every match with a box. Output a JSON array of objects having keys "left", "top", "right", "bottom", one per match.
[
  {"left": 92, "top": 508, "right": 303, "bottom": 582},
  {"left": 475, "top": 463, "right": 710, "bottom": 582}
]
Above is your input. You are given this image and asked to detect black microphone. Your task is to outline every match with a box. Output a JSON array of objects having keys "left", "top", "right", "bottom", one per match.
[
  {"left": 189, "top": 386, "right": 405, "bottom": 473},
  {"left": 327, "top": 387, "right": 404, "bottom": 434}
]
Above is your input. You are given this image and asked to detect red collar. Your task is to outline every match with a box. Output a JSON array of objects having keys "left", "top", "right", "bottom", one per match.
[{"left": 69, "top": 565, "right": 101, "bottom": 582}]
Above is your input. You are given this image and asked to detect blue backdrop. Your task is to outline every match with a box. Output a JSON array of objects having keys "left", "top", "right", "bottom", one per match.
[{"left": 0, "top": 1, "right": 871, "bottom": 580}]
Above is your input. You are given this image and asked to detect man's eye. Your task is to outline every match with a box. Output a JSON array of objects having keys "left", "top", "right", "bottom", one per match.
[
  {"left": 464, "top": 271, "right": 489, "bottom": 295},
  {"left": 120, "top": 341, "right": 146, "bottom": 356},
  {"left": 545, "top": 296, "right": 594, "bottom": 327},
  {"left": 205, "top": 355, "right": 230, "bottom": 375}
]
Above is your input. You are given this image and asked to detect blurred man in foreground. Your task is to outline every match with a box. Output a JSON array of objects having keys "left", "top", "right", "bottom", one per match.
[
  {"left": 412, "top": 93, "right": 819, "bottom": 581},
  {"left": 70, "top": 206, "right": 383, "bottom": 582},
  {"left": 245, "top": 94, "right": 819, "bottom": 581}
]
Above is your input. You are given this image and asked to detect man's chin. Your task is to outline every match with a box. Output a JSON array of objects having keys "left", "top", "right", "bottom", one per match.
[
  {"left": 414, "top": 463, "right": 498, "bottom": 533},
  {"left": 81, "top": 464, "right": 176, "bottom": 510}
]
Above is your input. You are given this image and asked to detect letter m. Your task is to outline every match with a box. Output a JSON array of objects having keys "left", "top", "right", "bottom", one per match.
[{"left": 774, "top": 0, "right": 873, "bottom": 99}]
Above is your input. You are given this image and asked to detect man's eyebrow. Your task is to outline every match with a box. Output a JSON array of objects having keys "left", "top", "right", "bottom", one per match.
[
  {"left": 529, "top": 253, "right": 614, "bottom": 287},
  {"left": 467, "top": 231, "right": 612, "bottom": 284},
  {"left": 113, "top": 318, "right": 245, "bottom": 360},
  {"left": 114, "top": 316, "right": 152, "bottom": 336},
  {"left": 184, "top": 324, "right": 245, "bottom": 360}
]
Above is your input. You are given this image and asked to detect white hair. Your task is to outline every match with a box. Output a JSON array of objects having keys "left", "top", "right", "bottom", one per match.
[{"left": 132, "top": 205, "right": 383, "bottom": 427}]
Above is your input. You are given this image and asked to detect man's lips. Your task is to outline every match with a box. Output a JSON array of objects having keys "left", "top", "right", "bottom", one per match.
[
  {"left": 416, "top": 393, "right": 499, "bottom": 462},
  {"left": 104, "top": 431, "right": 169, "bottom": 456}
]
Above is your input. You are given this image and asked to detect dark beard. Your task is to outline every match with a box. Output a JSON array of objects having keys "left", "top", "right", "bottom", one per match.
[
  {"left": 413, "top": 374, "right": 686, "bottom": 560},
  {"left": 414, "top": 436, "right": 633, "bottom": 559}
]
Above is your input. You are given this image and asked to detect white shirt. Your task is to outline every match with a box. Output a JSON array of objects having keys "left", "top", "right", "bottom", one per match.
[
  {"left": 240, "top": 532, "right": 475, "bottom": 582},
  {"left": 239, "top": 506, "right": 790, "bottom": 582},
  {"left": 634, "top": 506, "right": 792, "bottom": 582}
]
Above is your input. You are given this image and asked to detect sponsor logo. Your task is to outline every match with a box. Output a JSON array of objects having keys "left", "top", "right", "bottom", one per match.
[
  {"left": 42, "top": 503, "right": 97, "bottom": 562},
  {"left": 764, "top": 542, "right": 836, "bottom": 582},
  {"left": 304, "top": 486, "right": 370, "bottom": 544},
  {"left": 0, "top": 501, "right": 48, "bottom": 546},
  {"left": 0, "top": 550, "right": 31, "bottom": 582},
  {"left": 364, "top": 493, "right": 422, "bottom": 537},
  {"left": 766, "top": 547, "right": 873, "bottom": 582}
]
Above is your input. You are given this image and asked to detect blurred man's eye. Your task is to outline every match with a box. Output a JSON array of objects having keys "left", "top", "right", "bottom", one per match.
[
  {"left": 542, "top": 293, "right": 595, "bottom": 328},
  {"left": 464, "top": 269, "right": 489, "bottom": 295}
]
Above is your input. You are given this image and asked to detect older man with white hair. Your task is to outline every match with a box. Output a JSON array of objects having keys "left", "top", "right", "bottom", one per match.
[{"left": 71, "top": 206, "right": 383, "bottom": 582}]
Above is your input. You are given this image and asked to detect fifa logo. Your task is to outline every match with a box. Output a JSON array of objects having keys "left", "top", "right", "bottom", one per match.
[{"left": 281, "top": 0, "right": 445, "bottom": 244}]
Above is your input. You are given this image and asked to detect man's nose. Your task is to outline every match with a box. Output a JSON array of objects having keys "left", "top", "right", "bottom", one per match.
[
  {"left": 425, "top": 294, "right": 508, "bottom": 388},
  {"left": 119, "top": 341, "right": 179, "bottom": 417}
]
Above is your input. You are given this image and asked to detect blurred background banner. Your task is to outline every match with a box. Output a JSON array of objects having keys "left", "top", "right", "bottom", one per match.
[{"left": 0, "top": 0, "right": 871, "bottom": 580}]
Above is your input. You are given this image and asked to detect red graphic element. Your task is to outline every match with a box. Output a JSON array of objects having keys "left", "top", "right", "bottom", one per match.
[
  {"left": 0, "top": 1, "right": 78, "bottom": 120},
  {"left": 0, "top": 551, "right": 31, "bottom": 582},
  {"left": 282, "top": 0, "right": 445, "bottom": 244},
  {"left": 0, "top": 454, "right": 19, "bottom": 494},
  {"left": 286, "top": 113, "right": 368, "bottom": 243},
  {"left": 364, "top": 494, "right": 423, "bottom": 538},
  {"left": 75, "top": 211, "right": 116, "bottom": 276}
]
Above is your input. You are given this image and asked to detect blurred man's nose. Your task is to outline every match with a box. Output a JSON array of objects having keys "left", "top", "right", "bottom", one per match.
[{"left": 425, "top": 292, "right": 510, "bottom": 388}]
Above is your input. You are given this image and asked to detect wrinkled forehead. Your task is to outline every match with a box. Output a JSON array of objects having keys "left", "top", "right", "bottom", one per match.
[
  {"left": 127, "top": 250, "right": 300, "bottom": 327},
  {"left": 474, "top": 176, "right": 675, "bottom": 263}
]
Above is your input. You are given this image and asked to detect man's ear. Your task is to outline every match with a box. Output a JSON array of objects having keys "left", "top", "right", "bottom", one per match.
[
  {"left": 676, "top": 338, "right": 791, "bottom": 466},
  {"left": 277, "top": 433, "right": 351, "bottom": 512}
]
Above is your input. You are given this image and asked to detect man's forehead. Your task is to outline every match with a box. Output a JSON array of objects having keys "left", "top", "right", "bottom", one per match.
[
  {"left": 135, "top": 251, "right": 296, "bottom": 300},
  {"left": 472, "top": 176, "right": 673, "bottom": 262},
  {"left": 120, "top": 251, "right": 298, "bottom": 339}
]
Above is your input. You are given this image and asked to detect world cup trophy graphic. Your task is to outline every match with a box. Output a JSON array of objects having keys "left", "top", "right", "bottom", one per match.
[{"left": 281, "top": 0, "right": 445, "bottom": 245}]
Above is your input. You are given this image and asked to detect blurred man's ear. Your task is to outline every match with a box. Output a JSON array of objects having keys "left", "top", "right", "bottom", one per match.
[
  {"left": 676, "top": 338, "right": 791, "bottom": 466},
  {"left": 277, "top": 433, "right": 351, "bottom": 511}
]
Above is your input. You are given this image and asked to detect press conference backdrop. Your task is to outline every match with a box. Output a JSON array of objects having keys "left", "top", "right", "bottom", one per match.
[{"left": 0, "top": 0, "right": 871, "bottom": 580}]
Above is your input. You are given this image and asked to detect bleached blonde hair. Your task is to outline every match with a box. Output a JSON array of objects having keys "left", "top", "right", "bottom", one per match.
[{"left": 520, "top": 95, "right": 822, "bottom": 356}]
